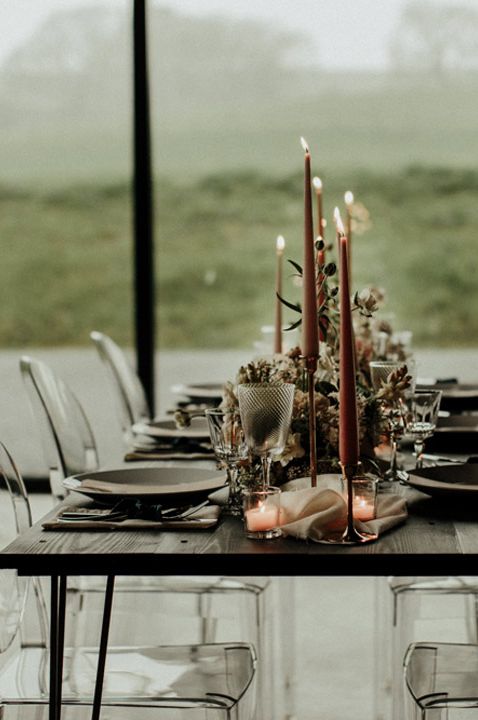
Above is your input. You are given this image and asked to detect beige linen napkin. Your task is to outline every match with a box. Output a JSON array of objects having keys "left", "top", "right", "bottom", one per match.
[{"left": 277, "top": 481, "right": 407, "bottom": 542}]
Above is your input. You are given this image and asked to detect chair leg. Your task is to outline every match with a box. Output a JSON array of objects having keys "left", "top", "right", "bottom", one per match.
[{"left": 374, "top": 577, "right": 393, "bottom": 720}]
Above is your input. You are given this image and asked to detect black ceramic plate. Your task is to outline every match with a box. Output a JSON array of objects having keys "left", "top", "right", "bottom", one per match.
[
  {"left": 406, "top": 464, "right": 478, "bottom": 499},
  {"left": 425, "top": 414, "right": 478, "bottom": 453},
  {"left": 171, "top": 383, "right": 224, "bottom": 401},
  {"left": 64, "top": 467, "right": 226, "bottom": 504}
]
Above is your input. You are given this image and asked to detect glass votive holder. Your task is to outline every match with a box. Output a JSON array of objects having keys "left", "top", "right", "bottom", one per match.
[
  {"left": 341, "top": 474, "right": 378, "bottom": 522},
  {"left": 243, "top": 486, "right": 282, "bottom": 540},
  {"left": 352, "top": 476, "right": 378, "bottom": 522}
]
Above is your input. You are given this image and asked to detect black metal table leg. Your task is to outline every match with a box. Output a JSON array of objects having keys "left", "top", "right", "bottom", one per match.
[
  {"left": 91, "top": 575, "right": 116, "bottom": 720},
  {"left": 49, "top": 575, "right": 67, "bottom": 720},
  {"left": 49, "top": 575, "right": 58, "bottom": 720}
]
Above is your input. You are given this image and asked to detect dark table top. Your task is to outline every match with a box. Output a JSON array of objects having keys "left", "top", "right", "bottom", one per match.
[{"left": 2, "top": 484, "right": 478, "bottom": 576}]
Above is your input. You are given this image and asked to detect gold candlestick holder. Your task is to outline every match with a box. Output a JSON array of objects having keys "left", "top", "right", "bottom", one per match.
[{"left": 320, "top": 462, "right": 378, "bottom": 545}]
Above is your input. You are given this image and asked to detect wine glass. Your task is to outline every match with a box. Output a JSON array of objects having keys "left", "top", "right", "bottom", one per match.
[
  {"left": 370, "top": 360, "right": 410, "bottom": 483},
  {"left": 237, "top": 383, "right": 295, "bottom": 490},
  {"left": 205, "top": 408, "right": 248, "bottom": 515},
  {"left": 403, "top": 390, "right": 442, "bottom": 469}
]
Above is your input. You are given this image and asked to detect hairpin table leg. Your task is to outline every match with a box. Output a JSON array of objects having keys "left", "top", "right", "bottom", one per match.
[
  {"left": 91, "top": 575, "right": 116, "bottom": 720},
  {"left": 49, "top": 575, "right": 58, "bottom": 720},
  {"left": 49, "top": 575, "right": 67, "bottom": 720}
]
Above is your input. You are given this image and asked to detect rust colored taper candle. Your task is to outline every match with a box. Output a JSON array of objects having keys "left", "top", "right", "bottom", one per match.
[
  {"left": 313, "top": 177, "right": 326, "bottom": 340},
  {"left": 336, "top": 219, "right": 377, "bottom": 544},
  {"left": 274, "top": 235, "right": 285, "bottom": 354},
  {"left": 316, "top": 241, "right": 326, "bottom": 342},
  {"left": 300, "top": 138, "right": 319, "bottom": 488},
  {"left": 313, "top": 176, "right": 325, "bottom": 244}
]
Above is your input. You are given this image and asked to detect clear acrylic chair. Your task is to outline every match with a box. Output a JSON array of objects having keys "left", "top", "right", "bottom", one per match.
[
  {"left": 404, "top": 642, "right": 478, "bottom": 719},
  {"left": 0, "top": 440, "right": 257, "bottom": 719},
  {"left": 90, "top": 331, "right": 151, "bottom": 443},
  {"left": 383, "top": 577, "right": 478, "bottom": 720},
  {"left": 20, "top": 355, "right": 98, "bottom": 501},
  {"left": 19, "top": 355, "right": 294, "bottom": 719}
]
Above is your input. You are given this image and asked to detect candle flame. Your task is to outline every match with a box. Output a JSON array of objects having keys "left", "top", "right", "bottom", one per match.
[
  {"left": 276, "top": 235, "right": 285, "bottom": 253},
  {"left": 344, "top": 190, "right": 354, "bottom": 206},
  {"left": 334, "top": 206, "right": 345, "bottom": 236},
  {"left": 312, "top": 176, "right": 322, "bottom": 191},
  {"left": 300, "top": 136, "right": 309, "bottom": 153}
]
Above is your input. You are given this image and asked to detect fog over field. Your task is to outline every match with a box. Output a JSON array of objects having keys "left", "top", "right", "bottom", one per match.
[{"left": 1, "top": 1, "right": 477, "bottom": 350}]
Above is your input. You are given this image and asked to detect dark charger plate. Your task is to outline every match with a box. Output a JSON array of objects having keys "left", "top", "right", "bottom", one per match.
[
  {"left": 407, "top": 463, "right": 478, "bottom": 499},
  {"left": 425, "top": 414, "right": 478, "bottom": 453}
]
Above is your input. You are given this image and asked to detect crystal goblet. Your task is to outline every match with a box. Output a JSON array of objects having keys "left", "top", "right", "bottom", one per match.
[
  {"left": 237, "top": 383, "right": 295, "bottom": 490},
  {"left": 370, "top": 360, "right": 410, "bottom": 483},
  {"left": 403, "top": 389, "right": 442, "bottom": 469},
  {"left": 205, "top": 408, "right": 248, "bottom": 515}
]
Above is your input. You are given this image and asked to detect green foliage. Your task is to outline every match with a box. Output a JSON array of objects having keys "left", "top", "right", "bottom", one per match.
[{"left": 1, "top": 165, "right": 478, "bottom": 348}]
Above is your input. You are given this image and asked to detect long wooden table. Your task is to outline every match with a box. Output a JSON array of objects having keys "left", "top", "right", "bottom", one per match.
[
  {"left": 2, "top": 484, "right": 478, "bottom": 576},
  {"left": 2, "top": 475, "right": 478, "bottom": 720}
]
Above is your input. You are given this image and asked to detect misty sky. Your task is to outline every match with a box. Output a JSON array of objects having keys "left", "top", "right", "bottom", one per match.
[
  {"left": 1, "top": 0, "right": 476, "bottom": 70},
  {"left": 0, "top": 0, "right": 437, "bottom": 70}
]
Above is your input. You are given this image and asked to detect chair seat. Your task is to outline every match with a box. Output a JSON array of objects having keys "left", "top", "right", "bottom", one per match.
[
  {"left": 72, "top": 576, "right": 269, "bottom": 594},
  {"left": 405, "top": 642, "right": 478, "bottom": 711},
  {"left": 0, "top": 642, "right": 256, "bottom": 718},
  {"left": 390, "top": 577, "right": 478, "bottom": 595}
]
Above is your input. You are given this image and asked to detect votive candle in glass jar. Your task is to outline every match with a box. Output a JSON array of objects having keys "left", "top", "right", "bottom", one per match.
[{"left": 243, "top": 486, "right": 282, "bottom": 540}]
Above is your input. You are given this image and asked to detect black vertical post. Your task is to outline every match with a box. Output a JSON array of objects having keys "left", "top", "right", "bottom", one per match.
[{"left": 133, "top": 0, "right": 155, "bottom": 415}]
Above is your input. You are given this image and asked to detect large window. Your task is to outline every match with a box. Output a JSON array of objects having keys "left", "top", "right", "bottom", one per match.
[{"left": 1, "top": 0, "right": 477, "bottom": 353}]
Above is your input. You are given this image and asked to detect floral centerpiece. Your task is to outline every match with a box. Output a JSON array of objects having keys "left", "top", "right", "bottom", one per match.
[{"left": 222, "top": 268, "right": 412, "bottom": 489}]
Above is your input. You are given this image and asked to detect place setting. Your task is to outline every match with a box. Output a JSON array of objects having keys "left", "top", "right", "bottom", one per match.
[
  {"left": 122, "top": 383, "right": 226, "bottom": 461},
  {"left": 126, "top": 414, "right": 215, "bottom": 461}
]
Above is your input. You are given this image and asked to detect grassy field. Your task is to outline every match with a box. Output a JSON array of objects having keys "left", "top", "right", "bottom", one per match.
[{"left": 2, "top": 164, "right": 477, "bottom": 349}]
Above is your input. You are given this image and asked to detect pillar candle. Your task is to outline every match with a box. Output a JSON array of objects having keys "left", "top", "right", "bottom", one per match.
[
  {"left": 300, "top": 138, "right": 319, "bottom": 360},
  {"left": 274, "top": 235, "right": 285, "bottom": 354},
  {"left": 339, "top": 233, "right": 359, "bottom": 466}
]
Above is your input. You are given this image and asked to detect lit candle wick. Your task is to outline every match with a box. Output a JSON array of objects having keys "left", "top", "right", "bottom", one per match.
[
  {"left": 300, "top": 136, "right": 310, "bottom": 153},
  {"left": 334, "top": 206, "right": 345, "bottom": 237}
]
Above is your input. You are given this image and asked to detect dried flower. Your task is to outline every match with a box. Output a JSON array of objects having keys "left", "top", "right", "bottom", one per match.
[
  {"left": 375, "top": 365, "right": 412, "bottom": 404},
  {"left": 353, "top": 288, "right": 380, "bottom": 317}
]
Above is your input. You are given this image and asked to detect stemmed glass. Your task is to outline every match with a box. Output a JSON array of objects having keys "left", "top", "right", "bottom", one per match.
[
  {"left": 403, "top": 390, "right": 442, "bottom": 469},
  {"left": 205, "top": 408, "right": 248, "bottom": 515},
  {"left": 370, "top": 360, "right": 410, "bottom": 483},
  {"left": 237, "top": 383, "right": 295, "bottom": 490}
]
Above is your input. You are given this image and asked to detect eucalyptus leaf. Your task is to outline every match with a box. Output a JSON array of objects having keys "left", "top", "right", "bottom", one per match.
[
  {"left": 277, "top": 293, "right": 302, "bottom": 313},
  {"left": 287, "top": 259, "right": 303, "bottom": 275}
]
